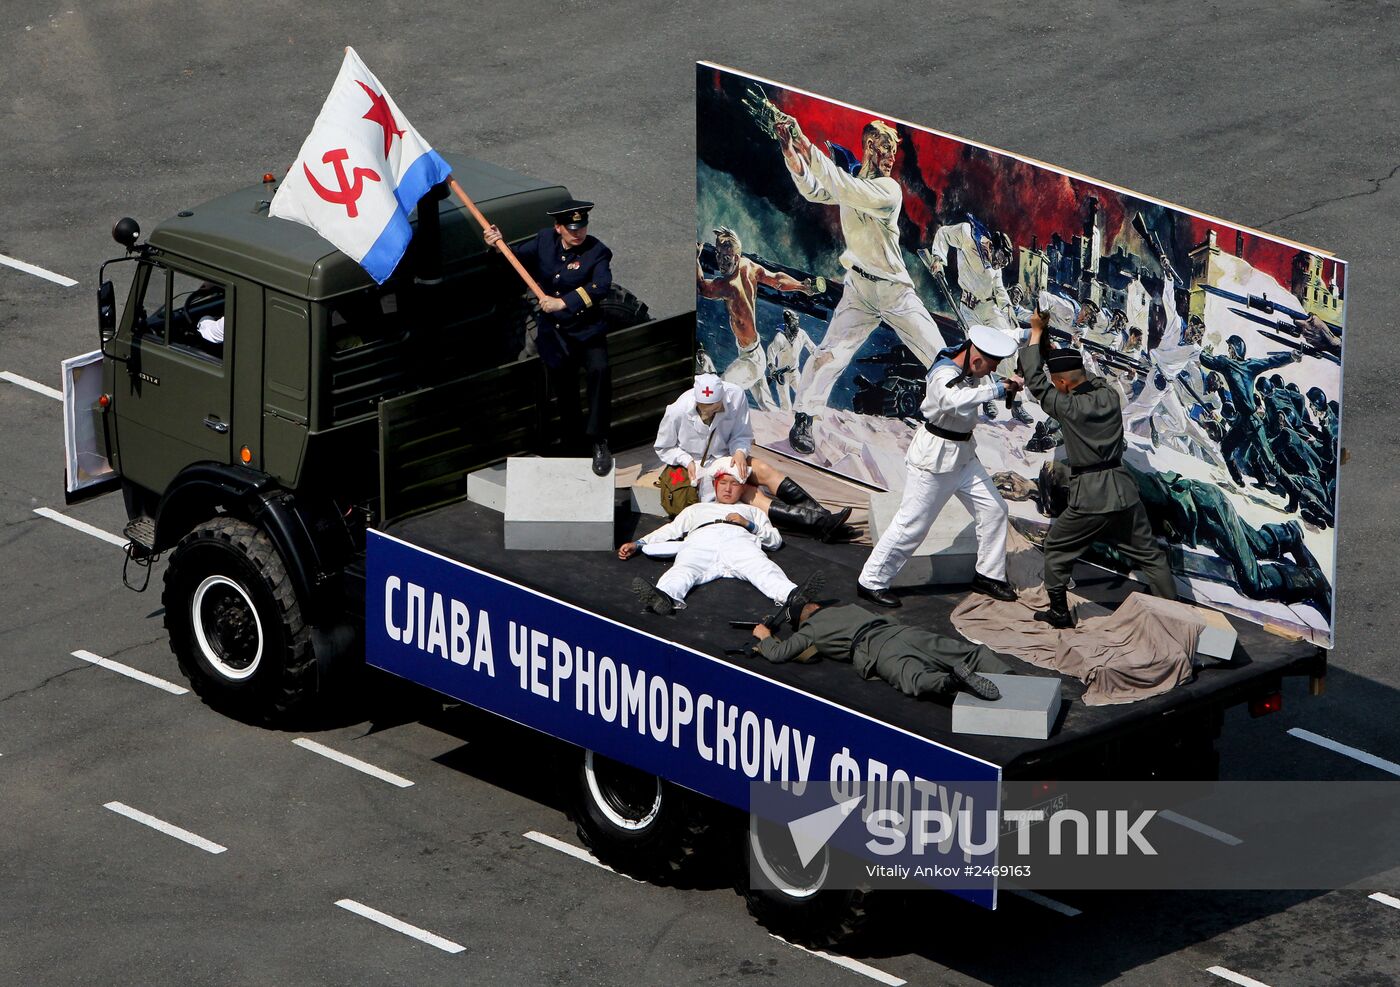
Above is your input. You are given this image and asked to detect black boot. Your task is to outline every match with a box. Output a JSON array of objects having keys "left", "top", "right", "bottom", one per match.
[
  {"left": 969, "top": 571, "right": 1018, "bottom": 602},
  {"left": 630, "top": 578, "right": 674, "bottom": 616},
  {"left": 781, "top": 571, "right": 827, "bottom": 627},
  {"left": 775, "top": 477, "right": 823, "bottom": 512},
  {"left": 1010, "top": 401, "right": 1034, "bottom": 426},
  {"left": 788, "top": 412, "right": 816, "bottom": 454},
  {"left": 858, "top": 583, "right": 901, "bottom": 608},
  {"left": 591, "top": 441, "right": 613, "bottom": 477},
  {"left": 1034, "top": 587, "right": 1076, "bottom": 629},
  {"left": 982, "top": 400, "right": 999, "bottom": 420},
  {"left": 768, "top": 502, "right": 853, "bottom": 542},
  {"left": 951, "top": 661, "right": 1002, "bottom": 701}
]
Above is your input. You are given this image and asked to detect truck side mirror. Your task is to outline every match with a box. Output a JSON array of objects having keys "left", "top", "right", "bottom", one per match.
[{"left": 98, "top": 280, "right": 116, "bottom": 336}]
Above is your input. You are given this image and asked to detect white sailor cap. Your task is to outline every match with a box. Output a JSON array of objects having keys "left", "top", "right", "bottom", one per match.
[
  {"left": 694, "top": 374, "right": 723, "bottom": 403},
  {"left": 968, "top": 324, "right": 1017, "bottom": 361}
]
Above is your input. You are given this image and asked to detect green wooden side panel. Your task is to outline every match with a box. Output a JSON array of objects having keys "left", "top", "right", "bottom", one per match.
[{"left": 378, "top": 311, "right": 694, "bottom": 524}]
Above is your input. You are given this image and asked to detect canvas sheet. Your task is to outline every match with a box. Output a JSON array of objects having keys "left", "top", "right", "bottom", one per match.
[{"left": 695, "top": 63, "right": 1345, "bottom": 647}]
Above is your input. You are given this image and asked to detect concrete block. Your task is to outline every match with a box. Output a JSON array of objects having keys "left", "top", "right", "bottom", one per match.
[
  {"left": 1194, "top": 605, "right": 1239, "bottom": 661},
  {"left": 952, "top": 674, "right": 1062, "bottom": 740},
  {"left": 466, "top": 461, "right": 509, "bottom": 513},
  {"left": 629, "top": 469, "right": 667, "bottom": 517},
  {"left": 504, "top": 457, "right": 615, "bottom": 551},
  {"left": 868, "top": 490, "right": 978, "bottom": 587},
  {"left": 1132, "top": 594, "right": 1239, "bottom": 661}
]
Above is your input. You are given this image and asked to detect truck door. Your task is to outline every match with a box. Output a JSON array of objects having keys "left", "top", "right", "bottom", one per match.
[{"left": 116, "top": 261, "right": 233, "bottom": 494}]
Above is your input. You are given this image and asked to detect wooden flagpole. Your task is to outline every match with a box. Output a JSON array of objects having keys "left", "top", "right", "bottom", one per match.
[{"left": 448, "top": 176, "right": 547, "bottom": 302}]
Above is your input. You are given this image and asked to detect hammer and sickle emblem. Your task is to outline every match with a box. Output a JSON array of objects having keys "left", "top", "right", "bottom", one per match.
[{"left": 304, "top": 148, "right": 381, "bottom": 218}]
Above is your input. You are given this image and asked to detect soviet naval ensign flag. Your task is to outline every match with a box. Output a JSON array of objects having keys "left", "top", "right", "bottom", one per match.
[{"left": 269, "top": 47, "right": 452, "bottom": 284}]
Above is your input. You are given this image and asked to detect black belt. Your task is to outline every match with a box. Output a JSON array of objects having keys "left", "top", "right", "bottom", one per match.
[
  {"left": 850, "top": 264, "right": 892, "bottom": 283},
  {"left": 1070, "top": 457, "right": 1122, "bottom": 476},
  {"left": 924, "top": 421, "right": 973, "bottom": 442},
  {"left": 849, "top": 620, "right": 886, "bottom": 659}
]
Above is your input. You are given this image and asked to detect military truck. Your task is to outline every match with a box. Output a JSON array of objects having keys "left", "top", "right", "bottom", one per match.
[
  {"left": 75, "top": 158, "right": 662, "bottom": 715},
  {"left": 72, "top": 161, "right": 1328, "bottom": 943}
]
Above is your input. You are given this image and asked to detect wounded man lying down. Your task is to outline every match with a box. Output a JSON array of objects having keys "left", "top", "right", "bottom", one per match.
[
  {"left": 618, "top": 463, "right": 819, "bottom": 618},
  {"left": 750, "top": 600, "right": 1014, "bottom": 701}
]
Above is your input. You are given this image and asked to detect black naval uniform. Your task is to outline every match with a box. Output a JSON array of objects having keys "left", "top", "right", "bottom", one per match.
[
  {"left": 1020, "top": 343, "right": 1177, "bottom": 599},
  {"left": 512, "top": 203, "right": 614, "bottom": 456},
  {"left": 755, "top": 604, "right": 1012, "bottom": 699}
]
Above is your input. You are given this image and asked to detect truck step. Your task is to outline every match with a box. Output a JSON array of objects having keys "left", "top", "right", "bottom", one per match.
[{"left": 123, "top": 517, "right": 157, "bottom": 553}]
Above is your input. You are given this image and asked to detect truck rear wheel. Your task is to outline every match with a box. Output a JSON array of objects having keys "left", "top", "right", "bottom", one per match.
[
  {"left": 571, "top": 749, "right": 706, "bottom": 880},
  {"left": 164, "top": 516, "right": 316, "bottom": 720},
  {"left": 739, "top": 814, "right": 868, "bottom": 946}
]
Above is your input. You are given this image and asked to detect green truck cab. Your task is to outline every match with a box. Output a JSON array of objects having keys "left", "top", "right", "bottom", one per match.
[{"left": 78, "top": 157, "right": 664, "bottom": 717}]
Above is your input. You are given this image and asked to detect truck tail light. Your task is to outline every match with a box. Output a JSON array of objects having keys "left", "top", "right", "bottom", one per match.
[
  {"left": 1249, "top": 692, "right": 1283, "bottom": 718},
  {"left": 240, "top": 446, "right": 252, "bottom": 464},
  {"left": 98, "top": 393, "right": 110, "bottom": 408}
]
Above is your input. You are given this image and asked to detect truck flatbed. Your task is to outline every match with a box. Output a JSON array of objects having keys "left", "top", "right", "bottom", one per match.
[{"left": 386, "top": 495, "right": 1321, "bottom": 776}]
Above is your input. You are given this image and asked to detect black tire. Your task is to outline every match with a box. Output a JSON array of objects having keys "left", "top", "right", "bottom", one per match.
[
  {"left": 571, "top": 749, "right": 708, "bottom": 881},
  {"left": 739, "top": 812, "right": 869, "bottom": 946},
  {"left": 600, "top": 283, "right": 649, "bottom": 329},
  {"left": 163, "top": 516, "right": 316, "bottom": 720}
]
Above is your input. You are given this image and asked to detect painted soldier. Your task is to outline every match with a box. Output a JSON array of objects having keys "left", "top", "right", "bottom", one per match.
[{"left": 485, "top": 199, "right": 616, "bottom": 476}]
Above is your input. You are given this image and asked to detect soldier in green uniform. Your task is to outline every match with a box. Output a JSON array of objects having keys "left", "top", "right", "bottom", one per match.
[
  {"left": 1020, "top": 310, "right": 1177, "bottom": 628},
  {"left": 749, "top": 601, "right": 1012, "bottom": 701}
]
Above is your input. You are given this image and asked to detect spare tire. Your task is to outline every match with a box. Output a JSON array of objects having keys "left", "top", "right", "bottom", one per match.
[{"left": 600, "top": 283, "right": 649, "bottom": 329}]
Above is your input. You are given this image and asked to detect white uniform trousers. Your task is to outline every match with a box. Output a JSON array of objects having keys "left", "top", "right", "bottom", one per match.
[
  {"left": 794, "top": 274, "right": 948, "bottom": 415},
  {"left": 655, "top": 525, "right": 797, "bottom": 607},
  {"left": 858, "top": 458, "right": 1008, "bottom": 590},
  {"left": 722, "top": 338, "right": 772, "bottom": 409}
]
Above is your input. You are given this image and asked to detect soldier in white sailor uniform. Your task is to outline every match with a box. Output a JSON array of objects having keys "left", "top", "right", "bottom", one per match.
[
  {"left": 922, "top": 221, "right": 1033, "bottom": 423},
  {"left": 762, "top": 109, "right": 956, "bottom": 454},
  {"left": 619, "top": 465, "right": 819, "bottom": 617},
  {"left": 765, "top": 308, "right": 816, "bottom": 410},
  {"left": 857, "top": 325, "right": 1023, "bottom": 608}
]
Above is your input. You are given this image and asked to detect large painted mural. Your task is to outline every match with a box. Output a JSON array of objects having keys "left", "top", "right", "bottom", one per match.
[{"left": 696, "top": 63, "right": 1345, "bottom": 647}]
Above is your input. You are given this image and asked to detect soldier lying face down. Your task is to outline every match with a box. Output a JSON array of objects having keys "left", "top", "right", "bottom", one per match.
[{"left": 750, "top": 600, "right": 1014, "bottom": 702}]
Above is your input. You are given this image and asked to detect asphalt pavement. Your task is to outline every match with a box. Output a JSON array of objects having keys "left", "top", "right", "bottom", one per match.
[{"left": 3, "top": 2, "right": 1400, "bottom": 984}]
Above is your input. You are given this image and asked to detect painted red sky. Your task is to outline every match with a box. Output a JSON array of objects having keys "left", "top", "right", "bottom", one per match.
[{"left": 769, "top": 85, "right": 1343, "bottom": 293}]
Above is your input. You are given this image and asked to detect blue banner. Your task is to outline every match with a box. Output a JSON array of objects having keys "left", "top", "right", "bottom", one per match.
[{"left": 366, "top": 529, "right": 1001, "bottom": 907}]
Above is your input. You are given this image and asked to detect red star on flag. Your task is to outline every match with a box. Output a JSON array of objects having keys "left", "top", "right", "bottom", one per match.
[{"left": 357, "top": 79, "right": 405, "bottom": 157}]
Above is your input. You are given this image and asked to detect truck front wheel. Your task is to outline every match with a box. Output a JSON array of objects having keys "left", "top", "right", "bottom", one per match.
[
  {"left": 572, "top": 749, "right": 707, "bottom": 880},
  {"left": 164, "top": 516, "right": 316, "bottom": 720}
]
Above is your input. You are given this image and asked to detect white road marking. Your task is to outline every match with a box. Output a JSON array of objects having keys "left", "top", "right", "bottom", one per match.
[
  {"left": 72, "top": 649, "right": 188, "bottom": 695},
  {"left": 1369, "top": 891, "right": 1400, "bottom": 910},
  {"left": 34, "top": 508, "right": 127, "bottom": 548},
  {"left": 1007, "top": 889, "right": 1081, "bottom": 916},
  {"left": 1158, "top": 809, "right": 1243, "bottom": 846},
  {"left": 0, "top": 371, "right": 62, "bottom": 400},
  {"left": 0, "top": 252, "right": 78, "bottom": 286},
  {"left": 1288, "top": 727, "right": 1400, "bottom": 777},
  {"left": 103, "top": 801, "right": 226, "bottom": 854},
  {"left": 523, "top": 830, "right": 642, "bottom": 883},
  {"left": 1207, "top": 965, "right": 1273, "bottom": 987},
  {"left": 334, "top": 899, "right": 465, "bottom": 954},
  {"left": 769, "top": 935, "right": 906, "bottom": 986},
  {"left": 292, "top": 738, "right": 414, "bottom": 788}
]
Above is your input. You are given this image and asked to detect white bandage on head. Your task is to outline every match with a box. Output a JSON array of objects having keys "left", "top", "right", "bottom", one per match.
[
  {"left": 694, "top": 373, "right": 723, "bottom": 404},
  {"left": 708, "top": 456, "right": 743, "bottom": 482}
]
